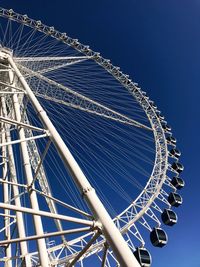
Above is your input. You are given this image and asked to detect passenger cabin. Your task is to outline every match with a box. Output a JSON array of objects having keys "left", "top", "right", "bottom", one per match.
[
  {"left": 150, "top": 228, "right": 168, "bottom": 247},
  {"left": 134, "top": 247, "right": 152, "bottom": 267},
  {"left": 166, "top": 136, "right": 177, "bottom": 145},
  {"left": 171, "top": 162, "right": 184, "bottom": 173},
  {"left": 152, "top": 103, "right": 157, "bottom": 109},
  {"left": 170, "top": 149, "right": 181, "bottom": 159},
  {"left": 168, "top": 192, "right": 183, "bottom": 207},
  {"left": 159, "top": 114, "right": 165, "bottom": 120},
  {"left": 162, "top": 123, "right": 171, "bottom": 132},
  {"left": 171, "top": 176, "right": 185, "bottom": 189},
  {"left": 161, "top": 209, "right": 177, "bottom": 226}
]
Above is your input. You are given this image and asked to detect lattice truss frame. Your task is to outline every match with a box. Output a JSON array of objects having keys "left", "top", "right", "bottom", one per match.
[{"left": 0, "top": 7, "right": 183, "bottom": 267}]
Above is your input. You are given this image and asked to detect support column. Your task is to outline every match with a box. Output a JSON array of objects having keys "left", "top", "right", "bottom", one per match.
[
  {"left": 1, "top": 97, "right": 31, "bottom": 266},
  {"left": 10, "top": 85, "right": 49, "bottom": 265},
  {"left": 7, "top": 54, "right": 140, "bottom": 267},
  {"left": 1, "top": 107, "right": 12, "bottom": 267}
]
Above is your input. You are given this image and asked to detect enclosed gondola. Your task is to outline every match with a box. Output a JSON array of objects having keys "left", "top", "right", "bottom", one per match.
[
  {"left": 171, "top": 176, "right": 185, "bottom": 189},
  {"left": 166, "top": 136, "right": 177, "bottom": 145},
  {"left": 134, "top": 247, "right": 152, "bottom": 267},
  {"left": 150, "top": 228, "right": 168, "bottom": 247},
  {"left": 169, "top": 148, "right": 181, "bottom": 159},
  {"left": 171, "top": 162, "right": 184, "bottom": 173},
  {"left": 141, "top": 91, "right": 146, "bottom": 96},
  {"left": 168, "top": 192, "right": 183, "bottom": 207},
  {"left": 159, "top": 114, "right": 165, "bottom": 120},
  {"left": 152, "top": 103, "right": 157, "bottom": 109},
  {"left": 161, "top": 209, "right": 177, "bottom": 226},
  {"left": 162, "top": 123, "right": 171, "bottom": 132}
]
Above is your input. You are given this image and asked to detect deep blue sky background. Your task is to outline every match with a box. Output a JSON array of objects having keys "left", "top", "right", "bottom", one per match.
[{"left": 1, "top": 1, "right": 199, "bottom": 266}]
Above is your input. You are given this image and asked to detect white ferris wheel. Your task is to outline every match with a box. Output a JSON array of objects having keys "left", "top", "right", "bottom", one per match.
[{"left": 0, "top": 7, "right": 185, "bottom": 267}]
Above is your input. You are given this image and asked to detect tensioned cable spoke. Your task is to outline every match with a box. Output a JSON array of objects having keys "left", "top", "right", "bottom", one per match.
[
  {"left": 33, "top": 59, "right": 89, "bottom": 75},
  {"left": 15, "top": 56, "right": 91, "bottom": 62},
  {"left": 16, "top": 57, "right": 91, "bottom": 74},
  {"left": 17, "top": 63, "right": 152, "bottom": 131},
  {"left": 33, "top": 187, "right": 92, "bottom": 218},
  {"left": 0, "top": 7, "right": 174, "bottom": 267}
]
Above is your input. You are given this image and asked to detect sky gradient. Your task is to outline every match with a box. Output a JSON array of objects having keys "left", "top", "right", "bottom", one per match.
[{"left": 0, "top": 1, "right": 199, "bottom": 266}]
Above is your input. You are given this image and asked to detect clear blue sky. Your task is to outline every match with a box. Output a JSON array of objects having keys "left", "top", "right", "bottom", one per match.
[{"left": 1, "top": 1, "right": 199, "bottom": 266}]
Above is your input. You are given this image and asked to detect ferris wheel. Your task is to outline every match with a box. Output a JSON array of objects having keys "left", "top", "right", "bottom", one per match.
[{"left": 0, "top": 7, "right": 185, "bottom": 267}]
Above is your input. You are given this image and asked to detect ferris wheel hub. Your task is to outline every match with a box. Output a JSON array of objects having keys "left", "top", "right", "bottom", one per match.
[
  {"left": 0, "top": 6, "right": 184, "bottom": 266},
  {"left": 0, "top": 47, "right": 12, "bottom": 65},
  {"left": 0, "top": 46, "right": 13, "bottom": 57}
]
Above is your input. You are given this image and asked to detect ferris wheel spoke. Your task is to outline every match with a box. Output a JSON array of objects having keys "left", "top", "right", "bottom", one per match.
[
  {"left": 36, "top": 60, "right": 86, "bottom": 74},
  {"left": 16, "top": 56, "right": 91, "bottom": 74},
  {"left": 37, "top": 92, "right": 151, "bottom": 130},
  {"left": 0, "top": 7, "right": 184, "bottom": 267},
  {"left": 16, "top": 64, "right": 152, "bottom": 131},
  {"left": 15, "top": 56, "right": 91, "bottom": 62},
  {"left": 32, "top": 187, "right": 92, "bottom": 218}
]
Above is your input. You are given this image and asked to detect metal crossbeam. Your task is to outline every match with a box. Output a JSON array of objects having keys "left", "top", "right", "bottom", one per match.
[
  {"left": 0, "top": 133, "right": 49, "bottom": 148},
  {"left": 0, "top": 202, "right": 96, "bottom": 226},
  {"left": 0, "top": 227, "right": 92, "bottom": 246},
  {"left": 0, "top": 115, "right": 47, "bottom": 133},
  {"left": 8, "top": 48, "right": 141, "bottom": 267}
]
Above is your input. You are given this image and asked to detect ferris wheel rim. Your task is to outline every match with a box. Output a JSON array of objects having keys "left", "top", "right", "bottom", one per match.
[
  {"left": 0, "top": 5, "right": 169, "bottom": 227},
  {"left": 0, "top": 6, "right": 173, "bottom": 263}
]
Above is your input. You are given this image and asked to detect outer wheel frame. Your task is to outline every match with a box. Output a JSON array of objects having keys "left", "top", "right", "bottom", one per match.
[{"left": 0, "top": 7, "right": 177, "bottom": 265}]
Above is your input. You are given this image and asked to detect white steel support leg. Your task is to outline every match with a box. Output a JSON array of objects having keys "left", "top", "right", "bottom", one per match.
[
  {"left": 1, "top": 97, "right": 32, "bottom": 267},
  {"left": 1, "top": 111, "right": 12, "bottom": 267},
  {"left": 7, "top": 56, "right": 140, "bottom": 267},
  {"left": 10, "top": 92, "right": 50, "bottom": 265}
]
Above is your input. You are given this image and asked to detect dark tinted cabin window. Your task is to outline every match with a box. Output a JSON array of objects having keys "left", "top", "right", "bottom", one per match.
[
  {"left": 177, "top": 178, "right": 184, "bottom": 185},
  {"left": 157, "top": 229, "right": 167, "bottom": 241},
  {"left": 167, "top": 210, "right": 176, "bottom": 220},
  {"left": 174, "top": 194, "right": 182, "bottom": 202}
]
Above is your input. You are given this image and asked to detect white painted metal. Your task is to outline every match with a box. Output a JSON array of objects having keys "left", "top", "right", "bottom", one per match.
[
  {"left": 0, "top": 133, "right": 49, "bottom": 148},
  {"left": 32, "top": 187, "right": 92, "bottom": 218},
  {"left": 7, "top": 67, "right": 50, "bottom": 266},
  {"left": 0, "top": 115, "right": 48, "bottom": 132},
  {"left": 0, "top": 178, "right": 27, "bottom": 188},
  {"left": 1, "top": 109, "right": 12, "bottom": 267},
  {"left": 16, "top": 56, "right": 91, "bottom": 61},
  {"left": 22, "top": 112, "right": 69, "bottom": 246},
  {"left": 8, "top": 52, "right": 141, "bottom": 267},
  {"left": 68, "top": 231, "right": 101, "bottom": 267},
  {"left": 1, "top": 97, "right": 32, "bottom": 266},
  {"left": 0, "top": 80, "right": 26, "bottom": 92},
  {"left": 0, "top": 202, "right": 96, "bottom": 227},
  {"left": 0, "top": 227, "right": 92, "bottom": 246},
  {"left": 17, "top": 64, "right": 152, "bottom": 131},
  {"left": 0, "top": 7, "right": 181, "bottom": 266}
]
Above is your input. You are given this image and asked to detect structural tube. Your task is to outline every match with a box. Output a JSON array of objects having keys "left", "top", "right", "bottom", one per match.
[{"left": 8, "top": 55, "right": 140, "bottom": 267}]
